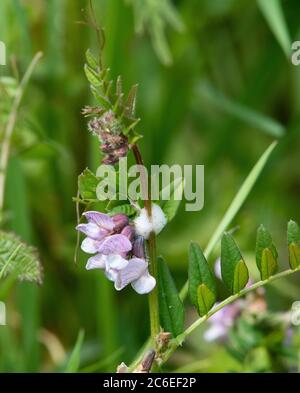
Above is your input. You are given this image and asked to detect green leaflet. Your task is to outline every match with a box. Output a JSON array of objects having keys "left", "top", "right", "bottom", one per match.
[
  {"left": 233, "top": 260, "right": 249, "bottom": 294},
  {"left": 0, "top": 231, "right": 42, "bottom": 284},
  {"left": 197, "top": 284, "right": 216, "bottom": 317},
  {"left": 287, "top": 220, "right": 300, "bottom": 269},
  {"left": 84, "top": 64, "right": 102, "bottom": 87},
  {"left": 256, "top": 225, "right": 278, "bottom": 279},
  {"left": 261, "top": 248, "right": 278, "bottom": 280},
  {"left": 188, "top": 242, "right": 217, "bottom": 316},
  {"left": 109, "top": 204, "right": 136, "bottom": 217},
  {"left": 90, "top": 86, "right": 111, "bottom": 109},
  {"left": 158, "top": 257, "right": 184, "bottom": 337},
  {"left": 78, "top": 168, "right": 99, "bottom": 200},
  {"left": 85, "top": 49, "right": 98, "bottom": 70},
  {"left": 221, "top": 233, "right": 249, "bottom": 294}
]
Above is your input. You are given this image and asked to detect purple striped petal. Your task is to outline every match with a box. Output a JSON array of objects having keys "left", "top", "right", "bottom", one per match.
[
  {"left": 112, "top": 214, "right": 129, "bottom": 232},
  {"left": 114, "top": 258, "right": 147, "bottom": 291},
  {"left": 86, "top": 254, "right": 107, "bottom": 270},
  {"left": 81, "top": 237, "right": 102, "bottom": 254},
  {"left": 131, "top": 271, "right": 156, "bottom": 294},
  {"left": 121, "top": 225, "right": 135, "bottom": 242},
  {"left": 98, "top": 234, "right": 132, "bottom": 255},
  {"left": 83, "top": 211, "right": 114, "bottom": 231},
  {"left": 76, "top": 223, "right": 108, "bottom": 240}
]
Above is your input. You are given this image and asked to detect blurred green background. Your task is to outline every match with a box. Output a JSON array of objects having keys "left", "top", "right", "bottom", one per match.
[{"left": 0, "top": 0, "right": 300, "bottom": 372}]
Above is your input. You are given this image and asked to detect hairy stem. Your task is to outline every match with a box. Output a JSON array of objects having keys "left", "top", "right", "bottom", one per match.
[
  {"left": 0, "top": 52, "right": 43, "bottom": 214},
  {"left": 132, "top": 144, "right": 160, "bottom": 346},
  {"left": 161, "top": 265, "right": 300, "bottom": 364}
]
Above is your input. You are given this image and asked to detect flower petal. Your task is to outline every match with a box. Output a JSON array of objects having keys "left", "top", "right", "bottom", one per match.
[
  {"left": 99, "top": 234, "right": 132, "bottom": 255},
  {"left": 76, "top": 223, "right": 108, "bottom": 240},
  {"left": 86, "top": 254, "right": 107, "bottom": 270},
  {"left": 81, "top": 237, "right": 102, "bottom": 254},
  {"left": 131, "top": 272, "right": 156, "bottom": 294},
  {"left": 114, "top": 258, "right": 147, "bottom": 291},
  {"left": 105, "top": 254, "right": 129, "bottom": 282},
  {"left": 83, "top": 211, "right": 114, "bottom": 231}
]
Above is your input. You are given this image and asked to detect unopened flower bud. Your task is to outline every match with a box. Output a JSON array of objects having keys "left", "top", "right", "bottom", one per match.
[
  {"left": 112, "top": 214, "right": 129, "bottom": 232},
  {"left": 102, "top": 155, "right": 119, "bottom": 165},
  {"left": 114, "top": 145, "right": 128, "bottom": 158},
  {"left": 82, "top": 106, "right": 104, "bottom": 117},
  {"left": 133, "top": 236, "right": 145, "bottom": 259},
  {"left": 100, "top": 143, "right": 113, "bottom": 153},
  {"left": 121, "top": 225, "right": 135, "bottom": 242},
  {"left": 88, "top": 117, "right": 103, "bottom": 135}
]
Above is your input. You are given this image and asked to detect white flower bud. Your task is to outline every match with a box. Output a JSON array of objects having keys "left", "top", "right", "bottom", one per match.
[{"left": 133, "top": 203, "right": 167, "bottom": 239}]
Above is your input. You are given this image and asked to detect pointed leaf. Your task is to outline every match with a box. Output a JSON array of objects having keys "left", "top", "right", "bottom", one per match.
[
  {"left": 261, "top": 248, "right": 278, "bottom": 280},
  {"left": 65, "top": 330, "right": 85, "bottom": 373},
  {"left": 197, "top": 284, "right": 216, "bottom": 317},
  {"left": 78, "top": 168, "right": 99, "bottom": 200},
  {"left": 90, "top": 86, "right": 110, "bottom": 109},
  {"left": 221, "top": 233, "right": 248, "bottom": 294},
  {"left": 84, "top": 64, "right": 101, "bottom": 87},
  {"left": 188, "top": 242, "right": 217, "bottom": 316},
  {"left": 233, "top": 260, "right": 249, "bottom": 294},
  {"left": 256, "top": 225, "right": 278, "bottom": 279},
  {"left": 158, "top": 257, "right": 184, "bottom": 337},
  {"left": 287, "top": 220, "right": 300, "bottom": 269},
  {"left": 257, "top": 0, "right": 291, "bottom": 57},
  {"left": 85, "top": 49, "right": 98, "bottom": 70},
  {"left": 124, "top": 84, "right": 138, "bottom": 118}
]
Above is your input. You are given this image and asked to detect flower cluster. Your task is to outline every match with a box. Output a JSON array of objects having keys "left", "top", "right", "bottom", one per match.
[
  {"left": 76, "top": 211, "right": 155, "bottom": 294},
  {"left": 88, "top": 110, "right": 129, "bottom": 165}
]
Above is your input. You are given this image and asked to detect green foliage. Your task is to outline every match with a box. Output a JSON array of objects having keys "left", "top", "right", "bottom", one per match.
[
  {"left": 287, "top": 220, "right": 300, "bottom": 269},
  {"left": 84, "top": 49, "right": 141, "bottom": 143},
  {"left": 188, "top": 242, "right": 217, "bottom": 316},
  {"left": 64, "top": 330, "right": 85, "bottom": 373},
  {"left": 158, "top": 256, "right": 184, "bottom": 337},
  {"left": 78, "top": 168, "right": 99, "bottom": 201},
  {"left": 221, "top": 233, "right": 249, "bottom": 294},
  {"left": 0, "top": 231, "right": 42, "bottom": 284},
  {"left": 256, "top": 225, "right": 278, "bottom": 279},
  {"left": 109, "top": 203, "right": 136, "bottom": 217},
  {"left": 257, "top": 0, "right": 291, "bottom": 57},
  {"left": 203, "top": 141, "right": 277, "bottom": 260},
  {"left": 126, "top": 0, "right": 184, "bottom": 65}
]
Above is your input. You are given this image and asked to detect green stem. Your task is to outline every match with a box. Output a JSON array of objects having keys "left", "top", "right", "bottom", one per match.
[
  {"left": 161, "top": 265, "right": 300, "bottom": 364},
  {"left": 147, "top": 232, "right": 160, "bottom": 344},
  {"left": 132, "top": 145, "right": 160, "bottom": 346},
  {"left": 0, "top": 52, "right": 43, "bottom": 215}
]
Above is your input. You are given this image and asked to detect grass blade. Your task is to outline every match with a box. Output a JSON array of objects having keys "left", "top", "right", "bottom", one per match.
[
  {"left": 257, "top": 0, "right": 291, "bottom": 57},
  {"left": 180, "top": 141, "right": 278, "bottom": 299}
]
